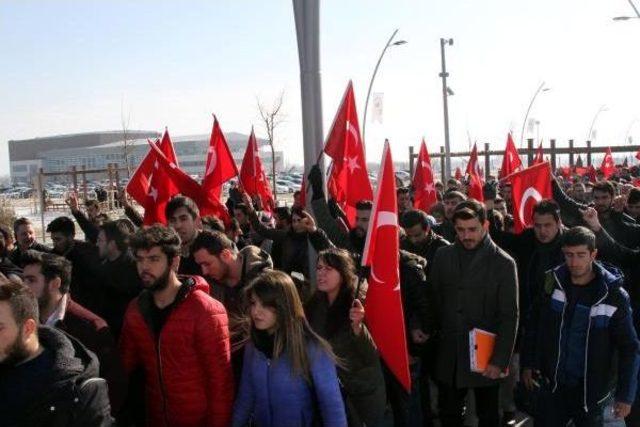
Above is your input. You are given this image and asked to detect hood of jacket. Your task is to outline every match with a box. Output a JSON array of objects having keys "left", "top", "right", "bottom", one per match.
[{"left": 239, "top": 245, "right": 273, "bottom": 283}]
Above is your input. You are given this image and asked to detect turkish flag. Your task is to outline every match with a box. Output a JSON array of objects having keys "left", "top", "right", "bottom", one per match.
[
  {"left": 147, "top": 140, "right": 231, "bottom": 223},
  {"left": 126, "top": 138, "right": 158, "bottom": 205},
  {"left": 202, "top": 115, "right": 239, "bottom": 201},
  {"left": 600, "top": 147, "right": 615, "bottom": 178},
  {"left": 499, "top": 133, "right": 523, "bottom": 179},
  {"left": 586, "top": 165, "right": 597, "bottom": 183},
  {"left": 509, "top": 162, "right": 552, "bottom": 233},
  {"left": 412, "top": 139, "right": 438, "bottom": 212},
  {"left": 454, "top": 167, "right": 463, "bottom": 181},
  {"left": 143, "top": 130, "right": 181, "bottom": 225},
  {"left": 239, "top": 129, "right": 274, "bottom": 212},
  {"left": 362, "top": 140, "right": 411, "bottom": 392},
  {"left": 465, "top": 142, "right": 482, "bottom": 179},
  {"left": 466, "top": 143, "right": 484, "bottom": 201},
  {"left": 324, "top": 81, "right": 373, "bottom": 225},
  {"left": 533, "top": 142, "right": 544, "bottom": 165}
]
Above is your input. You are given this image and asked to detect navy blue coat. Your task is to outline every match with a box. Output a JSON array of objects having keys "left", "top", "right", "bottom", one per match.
[
  {"left": 522, "top": 262, "right": 640, "bottom": 409},
  {"left": 232, "top": 341, "right": 347, "bottom": 427}
]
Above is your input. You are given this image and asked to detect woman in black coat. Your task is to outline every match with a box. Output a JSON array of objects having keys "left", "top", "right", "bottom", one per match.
[{"left": 305, "top": 248, "right": 387, "bottom": 427}]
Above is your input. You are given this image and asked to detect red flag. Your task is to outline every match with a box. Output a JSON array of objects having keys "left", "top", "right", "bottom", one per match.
[
  {"left": 142, "top": 130, "right": 181, "bottom": 225},
  {"left": 635, "top": 148, "right": 640, "bottom": 162},
  {"left": 454, "top": 167, "right": 463, "bottom": 181},
  {"left": 147, "top": 140, "right": 231, "bottom": 223},
  {"left": 324, "top": 81, "right": 373, "bottom": 225},
  {"left": 466, "top": 143, "right": 484, "bottom": 201},
  {"left": 126, "top": 139, "right": 158, "bottom": 205},
  {"left": 202, "top": 115, "right": 239, "bottom": 201},
  {"left": 533, "top": 142, "right": 544, "bottom": 165},
  {"left": 586, "top": 165, "right": 597, "bottom": 183},
  {"left": 600, "top": 147, "right": 615, "bottom": 178},
  {"left": 465, "top": 143, "right": 482, "bottom": 179},
  {"left": 239, "top": 129, "right": 274, "bottom": 212},
  {"left": 633, "top": 178, "right": 640, "bottom": 188},
  {"left": 412, "top": 139, "right": 438, "bottom": 212},
  {"left": 499, "top": 133, "right": 523, "bottom": 179},
  {"left": 362, "top": 140, "right": 411, "bottom": 392},
  {"left": 509, "top": 162, "right": 552, "bottom": 233}
]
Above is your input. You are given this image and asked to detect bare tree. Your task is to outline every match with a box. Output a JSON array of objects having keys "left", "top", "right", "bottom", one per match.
[
  {"left": 121, "top": 98, "right": 134, "bottom": 177},
  {"left": 257, "top": 90, "right": 286, "bottom": 200}
]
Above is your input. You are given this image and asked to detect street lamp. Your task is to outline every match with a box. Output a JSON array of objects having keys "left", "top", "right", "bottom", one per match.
[
  {"left": 440, "top": 37, "right": 454, "bottom": 180},
  {"left": 587, "top": 105, "right": 609, "bottom": 141},
  {"left": 520, "top": 82, "right": 550, "bottom": 148},
  {"left": 362, "top": 29, "right": 407, "bottom": 144}
]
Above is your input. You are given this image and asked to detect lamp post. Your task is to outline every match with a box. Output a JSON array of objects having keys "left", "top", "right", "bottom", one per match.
[
  {"left": 587, "top": 105, "right": 609, "bottom": 142},
  {"left": 362, "top": 29, "right": 407, "bottom": 144},
  {"left": 440, "top": 37, "right": 454, "bottom": 180},
  {"left": 520, "top": 82, "right": 550, "bottom": 147}
]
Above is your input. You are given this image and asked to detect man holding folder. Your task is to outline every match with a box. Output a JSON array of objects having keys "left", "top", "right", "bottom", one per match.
[{"left": 430, "top": 200, "right": 519, "bottom": 427}]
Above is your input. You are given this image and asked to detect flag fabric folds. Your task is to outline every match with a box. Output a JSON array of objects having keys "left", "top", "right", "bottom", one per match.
[
  {"left": 499, "top": 133, "right": 523, "bottom": 179},
  {"left": 361, "top": 140, "right": 411, "bottom": 392},
  {"left": 508, "top": 162, "right": 552, "bottom": 233},
  {"left": 323, "top": 81, "right": 373, "bottom": 225},
  {"left": 412, "top": 139, "right": 438, "bottom": 212},
  {"left": 600, "top": 147, "right": 615, "bottom": 178},
  {"left": 239, "top": 129, "right": 274, "bottom": 212}
]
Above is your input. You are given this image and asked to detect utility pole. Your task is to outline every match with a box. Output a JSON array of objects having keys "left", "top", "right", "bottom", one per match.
[{"left": 439, "top": 38, "right": 453, "bottom": 181}]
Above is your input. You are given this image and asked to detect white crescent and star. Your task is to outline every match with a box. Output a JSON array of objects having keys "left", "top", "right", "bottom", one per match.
[
  {"left": 518, "top": 187, "right": 543, "bottom": 226},
  {"left": 369, "top": 211, "right": 400, "bottom": 291},
  {"left": 206, "top": 147, "right": 218, "bottom": 177}
]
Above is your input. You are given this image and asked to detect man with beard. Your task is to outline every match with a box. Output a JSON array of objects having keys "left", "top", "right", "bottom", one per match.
[
  {"left": 434, "top": 191, "right": 467, "bottom": 243},
  {"left": 553, "top": 179, "right": 640, "bottom": 248},
  {"left": 397, "top": 187, "right": 413, "bottom": 217},
  {"left": 522, "top": 226, "right": 640, "bottom": 424},
  {"left": 625, "top": 188, "right": 640, "bottom": 223},
  {"left": 165, "top": 195, "right": 203, "bottom": 276},
  {"left": 46, "top": 216, "right": 103, "bottom": 313},
  {"left": 96, "top": 220, "right": 141, "bottom": 338},
  {"left": 21, "top": 250, "right": 126, "bottom": 415},
  {"left": 9, "top": 217, "right": 51, "bottom": 268},
  {"left": 120, "top": 225, "right": 233, "bottom": 427},
  {"left": 430, "top": 200, "right": 518, "bottom": 427},
  {"left": 0, "top": 281, "right": 114, "bottom": 426}
]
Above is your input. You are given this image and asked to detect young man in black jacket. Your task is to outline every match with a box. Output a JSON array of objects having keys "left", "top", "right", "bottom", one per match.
[
  {"left": 46, "top": 216, "right": 103, "bottom": 313},
  {"left": 96, "top": 220, "right": 142, "bottom": 338},
  {"left": 0, "top": 281, "right": 114, "bottom": 426}
]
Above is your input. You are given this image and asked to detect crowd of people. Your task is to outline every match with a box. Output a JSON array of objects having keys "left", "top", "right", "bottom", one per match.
[{"left": 2, "top": 163, "right": 640, "bottom": 427}]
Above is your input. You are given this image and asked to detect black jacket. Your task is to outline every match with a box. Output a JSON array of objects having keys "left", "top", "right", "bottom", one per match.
[
  {"left": 99, "top": 250, "right": 142, "bottom": 338},
  {"left": 433, "top": 219, "right": 456, "bottom": 244},
  {"left": 9, "top": 242, "right": 51, "bottom": 268},
  {"left": 63, "top": 240, "right": 104, "bottom": 314},
  {"left": 430, "top": 234, "right": 519, "bottom": 388},
  {"left": 0, "top": 326, "right": 114, "bottom": 427},
  {"left": 71, "top": 209, "right": 100, "bottom": 244},
  {"left": 491, "top": 227, "right": 566, "bottom": 328},
  {"left": 399, "top": 230, "right": 450, "bottom": 275}
]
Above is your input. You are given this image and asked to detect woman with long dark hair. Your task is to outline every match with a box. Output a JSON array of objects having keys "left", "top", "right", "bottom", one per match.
[
  {"left": 232, "top": 270, "right": 347, "bottom": 427},
  {"left": 305, "top": 248, "right": 387, "bottom": 427}
]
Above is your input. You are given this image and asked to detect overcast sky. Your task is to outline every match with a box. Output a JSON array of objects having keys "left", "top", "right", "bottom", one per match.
[{"left": 1, "top": 0, "right": 639, "bottom": 176}]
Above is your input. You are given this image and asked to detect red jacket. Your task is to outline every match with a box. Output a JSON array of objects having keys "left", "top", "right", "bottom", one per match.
[{"left": 119, "top": 276, "right": 233, "bottom": 427}]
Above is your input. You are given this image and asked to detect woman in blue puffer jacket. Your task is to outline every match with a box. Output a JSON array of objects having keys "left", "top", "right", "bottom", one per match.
[{"left": 232, "top": 270, "right": 347, "bottom": 427}]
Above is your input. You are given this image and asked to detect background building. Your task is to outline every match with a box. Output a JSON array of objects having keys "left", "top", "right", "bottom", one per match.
[{"left": 8, "top": 130, "right": 283, "bottom": 183}]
